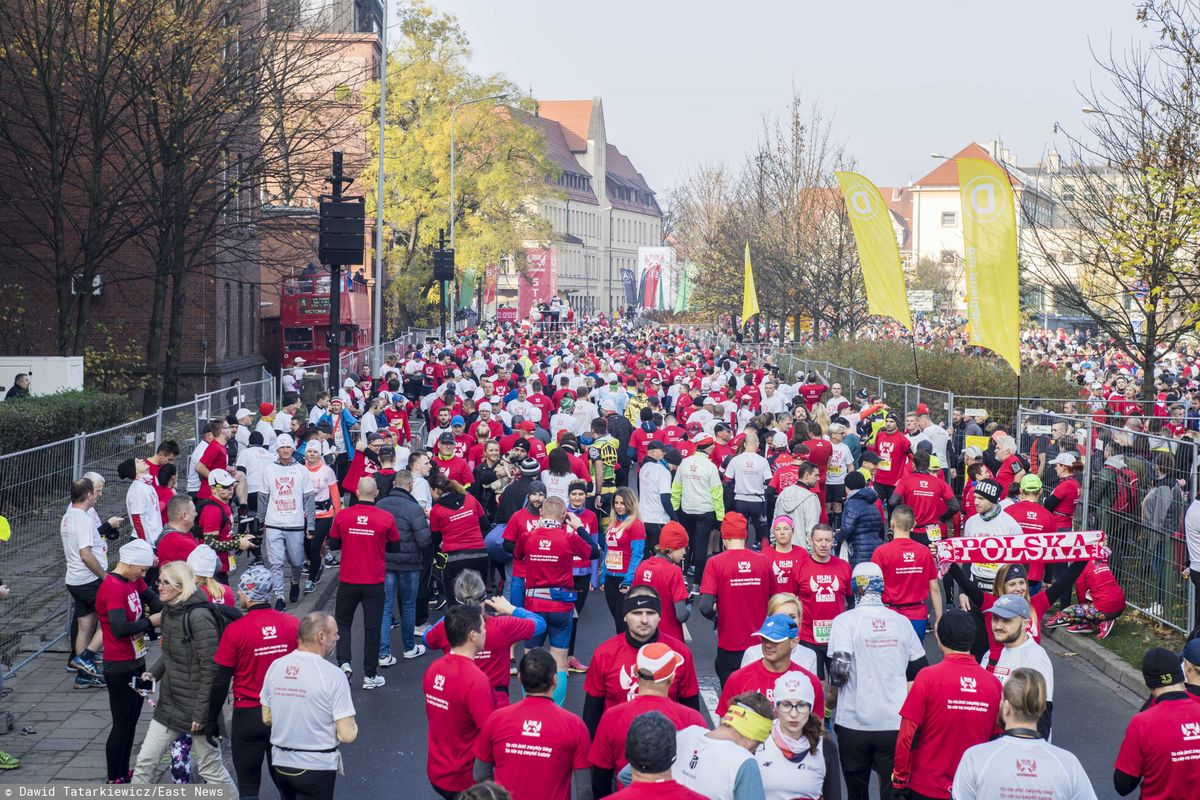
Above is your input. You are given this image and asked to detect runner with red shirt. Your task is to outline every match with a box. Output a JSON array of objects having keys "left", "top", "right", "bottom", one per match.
[
  {"left": 793, "top": 524, "right": 852, "bottom": 678},
  {"left": 630, "top": 522, "right": 691, "bottom": 641},
  {"left": 428, "top": 475, "right": 489, "bottom": 598},
  {"left": 760, "top": 515, "right": 808, "bottom": 594},
  {"left": 1004, "top": 474, "right": 1058, "bottom": 585},
  {"left": 871, "top": 505, "right": 942, "bottom": 640},
  {"left": 796, "top": 372, "right": 829, "bottom": 410},
  {"left": 155, "top": 496, "right": 200, "bottom": 566},
  {"left": 870, "top": 414, "right": 911, "bottom": 503},
  {"left": 698, "top": 512, "right": 772, "bottom": 686},
  {"left": 1114, "top": 647, "right": 1200, "bottom": 800},
  {"left": 1045, "top": 548, "right": 1127, "bottom": 637},
  {"left": 604, "top": 713, "right": 708, "bottom": 800},
  {"left": 1044, "top": 453, "right": 1083, "bottom": 531},
  {"left": 715, "top": 614, "right": 825, "bottom": 718},
  {"left": 888, "top": 451, "right": 959, "bottom": 545}
]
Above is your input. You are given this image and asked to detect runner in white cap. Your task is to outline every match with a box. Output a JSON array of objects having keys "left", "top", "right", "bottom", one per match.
[
  {"left": 755, "top": 672, "right": 839, "bottom": 800},
  {"left": 257, "top": 434, "right": 316, "bottom": 610}
]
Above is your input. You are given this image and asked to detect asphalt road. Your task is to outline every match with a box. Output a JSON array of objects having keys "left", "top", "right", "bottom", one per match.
[{"left": 256, "top": 587, "right": 1140, "bottom": 800}]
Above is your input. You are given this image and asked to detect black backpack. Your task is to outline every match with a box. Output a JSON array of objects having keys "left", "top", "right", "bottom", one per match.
[
  {"left": 191, "top": 499, "right": 230, "bottom": 539},
  {"left": 181, "top": 601, "right": 243, "bottom": 643}
]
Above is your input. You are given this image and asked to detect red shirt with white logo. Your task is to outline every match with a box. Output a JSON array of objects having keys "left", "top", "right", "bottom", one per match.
[
  {"left": 794, "top": 557, "right": 853, "bottom": 645},
  {"left": 797, "top": 383, "right": 828, "bottom": 410},
  {"left": 514, "top": 522, "right": 593, "bottom": 613},
  {"left": 891, "top": 472, "right": 955, "bottom": 531},
  {"left": 197, "top": 499, "right": 233, "bottom": 573},
  {"left": 995, "top": 455, "right": 1024, "bottom": 497},
  {"left": 802, "top": 439, "right": 832, "bottom": 485},
  {"left": 871, "top": 539, "right": 938, "bottom": 621},
  {"left": 425, "top": 614, "right": 537, "bottom": 699},
  {"left": 474, "top": 696, "right": 591, "bottom": 800},
  {"left": 589, "top": 694, "right": 707, "bottom": 771},
  {"left": 503, "top": 508, "right": 543, "bottom": 579},
  {"left": 768, "top": 463, "right": 800, "bottom": 493},
  {"left": 1077, "top": 560, "right": 1126, "bottom": 614},
  {"left": 434, "top": 454, "right": 473, "bottom": 487},
  {"left": 95, "top": 573, "right": 150, "bottom": 664},
  {"left": 196, "top": 442, "right": 228, "bottom": 500},
  {"left": 715, "top": 660, "right": 825, "bottom": 719},
  {"left": 896, "top": 653, "right": 1002, "bottom": 798},
  {"left": 424, "top": 653, "right": 495, "bottom": 792},
  {"left": 761, "top": 545, "right": 808, "bottom": 595},
  {"left": 604, "top": 518, "right": 646, "bottom": 577},
  {"left": 631, "top": 556, "right": 689, "bottom": 641},
  {"left": 429, "top": 494, "right": 486, "bottom": 552},
  {"left": 584, "top": 632, "right": 699, "bottom": 710},
  {"left": 213, "top": 607, "right": 299, "bottom": 708},
  {"left": 1004, "top": 499, "right": 1057, "bottom": 580},
  {"left": 1114, "top": 694, "right": 1200, "bottom": 800},
  {"left": 328, "top": 503, "right": 400, "bottom": 584},
  {"left": 700, "top": 549, "right": 772, "bottom": 651},
  {"left": 872, "top": 431, "right": 911, "bottom": 487}
]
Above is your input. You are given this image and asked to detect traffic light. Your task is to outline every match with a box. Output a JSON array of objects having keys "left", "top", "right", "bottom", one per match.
[{"left": 319, "top": 199, "right": 365, "bottom": 265}]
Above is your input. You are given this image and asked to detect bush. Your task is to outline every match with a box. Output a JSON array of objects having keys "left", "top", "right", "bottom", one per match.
[{"left": 0, "top": 390, "right": 133, "bottom": 455}]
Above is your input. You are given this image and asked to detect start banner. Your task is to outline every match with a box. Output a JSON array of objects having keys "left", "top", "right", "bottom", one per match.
[{"left": 935, "top": 530, "right": 1106, "bottom": 564}]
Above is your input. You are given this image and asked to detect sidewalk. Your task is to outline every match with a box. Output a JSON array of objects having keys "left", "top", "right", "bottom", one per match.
[{"left": 0, "top": 574, "right": 339, "bottom": 784}]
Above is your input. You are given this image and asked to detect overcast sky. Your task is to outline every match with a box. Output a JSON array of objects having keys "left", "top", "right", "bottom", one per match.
[{"left": 422, "top": 0, "right": 1155, "bottom": 195}]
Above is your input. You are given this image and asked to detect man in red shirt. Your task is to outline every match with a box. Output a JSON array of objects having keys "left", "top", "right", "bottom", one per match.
[
  {"left": 715, "top": 614, "right": 825, "bottom": 718},
  {"left": 474, "top": 648, "right": 590, "bottom": 800},
  {"left": 871, "top": 413, "right": 911, "bottom": 503},
  {"left": 423, "top": 604, "right": 494, "bottom": 798},
  {"left": 433, "top": 432, "right": 472, "bottom": 486},
  {"left": 208, "top": 565, "right": 299, "bottom": 800},
  {"left": 888, "top": 450, "right": 959, "bottom": 544},
  {"left": 794, "top": 524, "right": 852, "bottom": 678},
  {"left": 155, "top": 495, "right": 200, "bottom": 566},
  {"left": 328, "top": 477, "right": 400, "bottom": 690},
  {"left": 797, "top": 372, "right": 829, "bottom": 410},
  {"left": 195, "top": 420, "right": 231, "bottom": 500},
  {"left": 527, "top": 379, "right": 555, "bottom": 428},
  {"left": 1004, "top": 473, "right": 1058, "bottom": 589},
  {"left": 1114, "top": 647, "right": 1200, "bottom": 799},
  {"left": 467, "top": 402, "right": 504, "bottom": 440},
  {"left": 698, "top": 512, "right": 772, "bottom": 686},
  {"left": 871, "top": 505, "right": 942, "bottom": 640},
  {"left": 589, "top": 642, "right": 706, "bottom": 798},
  {"left": 893, "top": 610, "right": 1003, "bottom": 800},
  {"left": 993, "top": 434, "right": 1026, "bottom": 498},
  {"left": 606, "top": 713, "right": 707, "bottom": 800}
]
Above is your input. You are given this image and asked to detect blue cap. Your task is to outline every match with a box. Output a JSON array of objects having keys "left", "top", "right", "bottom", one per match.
[
  {"left": 451, "top": 415, "right": 465, "bottom": 426},
  {"left": 753, "top": 613, "right": 799, "bottom": 642},
  {"left": 986, "top": 593, "right": 1031, "bottom": 619},
  {"left": 1181, "top": 639, "right": 1200, "bottom": 666}
]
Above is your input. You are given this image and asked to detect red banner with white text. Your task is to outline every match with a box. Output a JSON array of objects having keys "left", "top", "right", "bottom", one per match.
[
  {"left": 517, "top": 248, "right": 557, "bottom": 319},
  {"left": 935, "top": 531, "right": 1106, "bottom": 564}
]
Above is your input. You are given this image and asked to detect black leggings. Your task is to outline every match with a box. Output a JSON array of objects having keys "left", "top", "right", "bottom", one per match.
[
  {"left": 232, "top": 705, "right": 273, "bottom": 798},
  {"left": 732, "top": 499, "right": 769, "bottom": 548},
  {"left": 271, "top": 766, "right": 337, "bottom": 800},
  {"left": 715, "top": 647, "right": 745, "bottom": 688},
  {"left": 835, "top": 725, "right": 898, "bottom": 800},
  {"left": 679, "top": 510, "right": 718, "bottom": 585},
  {"left": 307, "top": 517, "right": 333, "bottom": 582},
  {"left": 568, "top": 573, "right": 592, "bottom": 656},
  {"left": 334, "top": 582, "right": 384, "bottom": 677},
  {"left": 603, "top": 575, "right": 628, "bottom": 634},
  {"left": 103, "top": 660, "right": 145, "bottom": 782}
]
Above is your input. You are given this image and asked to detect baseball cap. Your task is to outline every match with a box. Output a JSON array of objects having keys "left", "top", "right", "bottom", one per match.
[
  {"left": 772, "top": 672, "right": 815, "bottom": 707},
  {"left": 438, "top": 432, "right": 456, "bottom": 445},
  {"left": 1180, "top": 639, "right": 1200, "bottom": 667},
  {"left": 754, "top": 613, "right": 799, "bottom": 642},
  {"left": 208, "top": 468, "right": 237, "bottom": 488},
  {"left": 1052, "top": 452, "right": 1078, "bottom": 467},
  {"left": 118, "top": 539, "right": 156, "bottom": 567},
  {"left": 973, "top": 478, "right": 1003, "bottom": 503},
  {"left": 636, "top": 642, "right": 684, "bottom": 682},
  {"left": 1142, "top": 646, "right": 1185, "bottom": 688},
  {"left": 986, "top": 593, "right": 1031, "bottom": 619},
  {"left": 451, "top": 415, "right": 465, "bottom": 426},
  {"left": 518, "top": 420, "right": 537, "bottom": 432},
  {"left": 1019, "top": 474, "right": 1043, "bottom": 493},
  {"left": 477, "top": 402, "right": 492, "bottom": 412},
  {"left": 693, "top": 434, "right": 715, "bottom": 448},
  {"left": 366, "top": 432, "right": 385, "bottom": 443},
  {"left": 713, "top": 422, "right": 732, "bottom": 434},
  {"left": 964, "top": 445, "right": 984, "bottom": 459},
  {"left": 234, "top": 407, "right": 253, "bottom": 420},
  {"left": 646, "top": 439, "right": 667, "bottom": 453}
]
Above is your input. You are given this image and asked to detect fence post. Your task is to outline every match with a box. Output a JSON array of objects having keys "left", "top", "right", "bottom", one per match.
[
  {"left": 877, "top": 374, "right": 884, "bottom": 399},
  {"left": 947, "top": 390, "right": 955, "bottom": 421},
  {"left": 1081, "top": 418, "right": 1094, "bottom": 530},
  {"left": 1016, "top": 406, "right": 1025, "bottom": 452},
  {"left": 1191, "top": 440, "right": 1198, "bottom": 636},
  {"left": 72, "top": 432, "right": 86, "bottom": 479},
  {"left": 155, "top": 408, "right": 163, "bottom": 447}
]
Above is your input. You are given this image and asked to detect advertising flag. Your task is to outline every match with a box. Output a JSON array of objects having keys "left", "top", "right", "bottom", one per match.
[
  {"left": 958, "top": 158, "right": 1021, "bottom": 375},
  {"left": 637, "top": 247, "right": 676, "bottom": 310},
  {"left": 483, "top": 262, "right": 498, "bottom": 305},
  {"left": 741, "top": 242, "right": 759, "bottom": 322},
  {"left": 674, "top": 260, "right": 694, "bottom": 313},
  {"left": 620, "top": 268, "right": 637, "bottom": 307},
  {"left": 458, "top": 269, "right": 476, "bottom": 311},
  {"left": 834, "top": 171, "right": 913, "bottom": 331},
  {"left": 517, "top": 248, "right": 557, "bottom": 319}
]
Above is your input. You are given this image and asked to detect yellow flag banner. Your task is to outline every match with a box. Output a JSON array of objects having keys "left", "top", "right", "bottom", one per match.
[
  {"left": 742, "top": 242, "right": 760, "bottom": 322},
  {"left": 835, "top": 171, "right": 913, "bottom": 331},
  {"left": 958, "top": 158, "right": 1021, "bottom": 375}
]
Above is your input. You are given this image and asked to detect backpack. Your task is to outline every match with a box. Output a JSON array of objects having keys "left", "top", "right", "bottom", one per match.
[
  {"left": 181, "top": 601, "right": 243, "bottom": 643},
  {"left": 1105, "top": 465, "right": 1140, "bottom": 514},
  {"left": 191, "top": 499, "right": 230, "bottom": 539}
]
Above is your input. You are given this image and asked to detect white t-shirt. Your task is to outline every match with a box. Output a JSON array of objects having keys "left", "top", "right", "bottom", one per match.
[
  {"left": 255, "top": 419, "right": 277, "bottom": 450},
  {"left": 755, "top": 734, "right": 826, "bottom": 800},
  {"left": 187, "top": 440, "right": 209, "bottom": 494},
  {"left": 964, "top": 511, "right": 1025, "bottom": 590},
  {"left": 549, "top": 413, "right": 580, "bottom": 439},
  {"left": 412, "top": 475, "right": 432, "bottom": 511},
  {"left": 261, "top": 461, "right": 315, "bottom": 529},
  {"left": 638, "top": 461, "right": 674, "bottom": 525},
  {"left": 740, "top": 645, "right": 819, "bottom": 675},
  {"left": 260, "top": 650, "right": 356, "bottom": 772},
  {"left": 236, "top": 446, "right": 274, "bottom": 494},
  {"left": 826, "top": 604, "right": 925, "bottom": 731},
  {"left": 274, "top": 411, "right": 294, "bottom": 435},
  {"left": 725, "top": 452, "right": 772, "bottom": 501},
  {"left": 673, "top": 725, "right": 759, "bottom": 800},
  {"left": 952, "top": 735, "right": 1096, "bottom": 800},
  {"left": 61, "top": 506, "right": 104, "bottom": 586},
  {"left": 305, "top": 463, "right": 338, "bottom": 504},
  {"left": 126, "top": 478, "right": 163, "bottom": 545},
  {"left": 826, "top": 443, "right": 854, "bottom": 486},
  {"left": 760, "top": 394, "right": 787, "bottom": 415},
  {"left": 307, "top": 405, "right": 328, "bottom": 427},
  {"left": 543, "top": 471, "right": 573, "bottom": 502},
  {"left": 985, "top": 637, "right": 1055, "bottom": 701}
]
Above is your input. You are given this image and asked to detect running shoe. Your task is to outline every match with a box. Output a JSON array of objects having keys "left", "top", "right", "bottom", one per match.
[
  {"left": 289, "top": 583, "right": 301, "bottom": 603},
  {"left": 510, "top": 659, "right": 518, "bottom": 676},
  {"left": 1096, "top": 620, "right": 1115, "bottom": 639},
  {"left": 1065, "top": 624, "right": 1094, "bottom": 634},
  {"left": 403, "top": 645, "right": 426, "bottom": 660},
  {"left": 0, "top": 750, "right": 20, "bottom": 770},
  {"left": 304, "top": 580, "right": 315, "bottom": 594},
  {"left": 274, "top": 598, "right": 286, "bottom": 612},
  {"left": 413, "top": 623, "right": 430, "bottom": 635},
  {"left": 340, "top": 662, "right": 353, "bottom": 679},
  {"left": 1043, "top": 612, "right": 1072, "bottom": 630},
  {"left": 323, "top": 553, "right": 340, "bottom": 567},
  {"left": 73, "top": 673, "right": 105, "bottom": 689},
  {"left": 378, "top": 654, "right": 398, "bottom": 668},
  {"left": 362, "top": 675, "right": 386, "bottom": 690},
  {"left": 568, "top": 656, "right": 589, "bottom": 673},
  {"left": 68, "top": 655, "right": 101, "bottom": 677}
]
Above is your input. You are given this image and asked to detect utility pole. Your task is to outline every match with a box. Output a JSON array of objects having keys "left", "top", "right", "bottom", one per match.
[
  {"left": 319, "top": 152, "right": 364, "bottom": 393},
  {"left": 433, "top": 228, "right": 453, "bottom": 340}
]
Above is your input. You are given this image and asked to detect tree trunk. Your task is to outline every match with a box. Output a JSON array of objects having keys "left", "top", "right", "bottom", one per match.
[
  {"left": 161, "top": 224, "right": 189, "bottom": 407},
  {"left": 140, "top": 253, "right": 171, "bottom": 414}
]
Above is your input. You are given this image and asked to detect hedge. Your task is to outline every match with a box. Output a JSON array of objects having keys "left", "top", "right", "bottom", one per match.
[{"left": 0, "top": 390, "right": 133, "bottom": 455}]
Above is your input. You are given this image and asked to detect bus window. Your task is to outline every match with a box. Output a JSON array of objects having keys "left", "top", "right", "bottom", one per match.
[{"left": 284, "top": 328, "right": 313, "bottom": 350}]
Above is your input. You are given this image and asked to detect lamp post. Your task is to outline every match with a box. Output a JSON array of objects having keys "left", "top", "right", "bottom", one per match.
[
  {"left": 372, "top": 0, "right": 387, "bottom": 367},
  {"left": 449, "top": 92, "right": 508, "bottom": 333}
]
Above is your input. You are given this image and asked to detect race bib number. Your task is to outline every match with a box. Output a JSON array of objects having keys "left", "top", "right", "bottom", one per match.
[
  {"left": 828, "top": 464, "right": 843, "bottom": 477},
  {"left": 926, "top": 524, "right": 942, "bottom": 542},
  {"left": 605, "top": 549, "right": 625, "bottom": 573},
  {"left": 813, "top": 620, "right": 833, "bottom": 644},
  {"left": 133, "top": 635, "right": 146, "bottom": 657},
  {"left": 880, "top": 460, "right": 892, "bottom": 472}
]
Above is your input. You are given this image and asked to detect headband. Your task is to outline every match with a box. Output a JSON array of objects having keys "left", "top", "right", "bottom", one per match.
[
  {"left": 1005, "top": 564, "right": 1028, "bottom": 581},
  {"left": 623, "top": 593, "right": 662, "bottom": 617},
  {"left": 722, "top": 703, "right": 773, "bottom": 742}
]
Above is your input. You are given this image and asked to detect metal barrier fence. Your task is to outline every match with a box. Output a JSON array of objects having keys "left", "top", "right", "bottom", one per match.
[
  {"left": 0, "top": 377, "right": 275, "bottom": 678},
  {"left": 300, "top": 329, "right": 437, "bottom": 403}
]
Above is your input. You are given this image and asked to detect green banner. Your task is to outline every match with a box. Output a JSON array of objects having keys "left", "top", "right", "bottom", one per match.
[
  {"left": 458, "top": 268, "right": 476, "bottom": 311},
  {"left": 674, "top": 260, "right": 694, "bottom": 313}
]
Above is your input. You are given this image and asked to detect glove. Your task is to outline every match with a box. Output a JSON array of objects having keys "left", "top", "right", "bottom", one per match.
[{"left": 203, "top": 719, "right": 221, "bottom": 749}]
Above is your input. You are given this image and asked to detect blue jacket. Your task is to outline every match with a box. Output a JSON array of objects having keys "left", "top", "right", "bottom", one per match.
[
  {"left": 836, "top": 486, "right": 884, "bottom": 566},
  {"left": 318, "top": 409, "right": 359, "bottom": 453}
]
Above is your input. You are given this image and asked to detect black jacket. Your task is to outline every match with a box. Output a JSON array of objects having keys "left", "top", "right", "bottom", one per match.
[
  {"left": 377, "top": 488, "right": 431, "bottom": 572},
  {"left": 605, "top": 414, "right": 634, "bottom": 467},
  {"left": 498, "top": 476, "right": 534, "bottom": 522}
]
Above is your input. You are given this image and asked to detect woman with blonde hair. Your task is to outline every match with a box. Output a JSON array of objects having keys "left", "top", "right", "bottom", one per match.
[
  {"left": 740, "top": 592, "right": 819, "bottom": 675},
  {"left": 185, "top": 545, "right": 233, "bottom": 605},
  {"left": 810, "top": 403, "right": 831, "bottom": 437},
  {"left": 600, "top": 487, "right": 647, "bottom": 633}
]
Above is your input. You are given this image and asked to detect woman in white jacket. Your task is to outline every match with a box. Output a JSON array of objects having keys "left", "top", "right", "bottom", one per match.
[{"left": 774, "top": 462, "right": 822, "bottom": 553}]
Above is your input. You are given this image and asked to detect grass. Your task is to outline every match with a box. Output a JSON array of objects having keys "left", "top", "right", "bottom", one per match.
[{"left": 1080, "top": 609, "right": 1186, "bottom": 672}]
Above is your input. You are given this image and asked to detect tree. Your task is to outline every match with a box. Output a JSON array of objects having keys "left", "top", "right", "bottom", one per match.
[{"left": 360, "top": 2, "right": 554, "bottom": 330}]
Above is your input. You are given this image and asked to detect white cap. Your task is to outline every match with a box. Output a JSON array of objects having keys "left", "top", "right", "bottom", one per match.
[
  {"left": 343, "top": 378, "right": 356, "bottom": 388},
  {"left": 478, "top": 402, "right": 492, "bottom": 411},
  {"left": 773, "top": 672, "right": 815, "bottom": 707},
  {"left": 186, "top": 544, "right": 220, "bottom": 578},
  {"left": 208, "top": 468, "right": 237, "bottom": 488},
  {"left": 294, "top": 357, "right": 306, "bottom": 365},
  {"left": 964, "top": 445, "right": 984, "bottom": 459},
  {"left": 274, "top": 434, "right": 296, "bottom": 449},
  {"left": 118, "top": 539, "right": 156, "bottom": 567},
  {"left": 1052, "top": 452, "right": 1078, "bottom": 466},
  {"left": 234, "top": 408, "right": 253, "bottom": 420}
]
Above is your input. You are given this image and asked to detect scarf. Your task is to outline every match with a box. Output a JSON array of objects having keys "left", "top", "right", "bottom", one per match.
[
  {"left": 935, "top": 530, "right": 1106, "bottom": 564},
  {"left": 770, "top": 722, "right": 810, "bottom": 760}
]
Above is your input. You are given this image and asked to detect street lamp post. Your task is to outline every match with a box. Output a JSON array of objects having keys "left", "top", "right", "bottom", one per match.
[
  {"left": 449, "top": 92, "right": 508, "bottom": 333},
  {"left": 372, "top": 0, "right": 387, "bottom": 368}
]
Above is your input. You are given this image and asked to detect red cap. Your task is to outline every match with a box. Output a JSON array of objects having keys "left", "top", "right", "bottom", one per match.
[
  {"left": 635, "top": 642, "right": 684, "bottom": 682},
  {"left": 693, "top": 434, "right": 715, "bottom": 448},
  {"left": 721, "top": 512, "right": 749, "bottom": 539},
  {"left": 658, "top": 522, "right": 689, "bottom": 550},
  {"left": 686, "top": 421, "right": 703, "bottom": 433},
  {"left": 519, "top": 420, "right": 537, "bottom": 432},
  {"left": 259, "top": 402, "right": 274, "bottom": 416},
  {"left": 915, "top": 403, "right": 929, "bottom": 415}
]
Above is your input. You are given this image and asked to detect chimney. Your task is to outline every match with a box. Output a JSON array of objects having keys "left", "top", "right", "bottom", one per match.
[{"left": 1048, "top": 150, "right": 1061, "bottom": 173}]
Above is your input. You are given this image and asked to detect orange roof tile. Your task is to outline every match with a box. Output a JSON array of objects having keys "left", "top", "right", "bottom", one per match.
[
  {"left": 537, "top": 100, "right": 593, "bottom": 152},
  {"left": 912, "top": 143, "right": 1017, "bottom": 187}
]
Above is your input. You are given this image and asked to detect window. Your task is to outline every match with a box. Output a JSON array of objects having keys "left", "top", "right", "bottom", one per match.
[
  {"left": 941, "top": 250, "right": 957, "bottom": 265},
  {"left": 941, "top": 211, "right": 956, "bottom": 227}
]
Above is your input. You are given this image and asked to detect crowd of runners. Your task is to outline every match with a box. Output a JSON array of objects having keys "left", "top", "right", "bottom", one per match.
[{"left": 18, "top": 315, "right": 1200, "bottom": 799}]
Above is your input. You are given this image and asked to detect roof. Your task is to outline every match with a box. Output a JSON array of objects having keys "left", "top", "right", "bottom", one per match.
[
  {"left": 511, "top": 108, "right": 597, "bottom": 204},
  {"left": 877, "top": 186, "right": 912, "bottom": 250},
  {"left": 606, "top": 143, "right": 660, "bottom": 215},
  {"left": 537, "top": 100, "right": 593, "bottom": 153},
  {"left": 911, "top": 143, "right": 1018, "bottom": 188}
]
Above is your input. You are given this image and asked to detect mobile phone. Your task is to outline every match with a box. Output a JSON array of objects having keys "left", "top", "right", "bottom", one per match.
[{"left": 131, "top": 676, "right": 156, "bottom": 693}]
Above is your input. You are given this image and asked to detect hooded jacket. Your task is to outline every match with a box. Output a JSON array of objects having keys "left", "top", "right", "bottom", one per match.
[
  {"left": 150, "top": 592, "right": 222, "bottom": 732},
  {"left": 377, "top": 488, "right": 432, "bottom": 572},
  {"left": 837, "top": 486, "right": 885, "bottom": 566}
]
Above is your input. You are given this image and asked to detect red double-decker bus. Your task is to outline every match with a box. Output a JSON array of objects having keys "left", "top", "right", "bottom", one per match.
[{"left": 279, "top": 274, "right": 370, "bottom": 368}]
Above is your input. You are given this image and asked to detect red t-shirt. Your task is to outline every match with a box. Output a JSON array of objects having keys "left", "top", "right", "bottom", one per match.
[
  {"left": 872, "top": 431, "right": 911, "bottom": 487},
  {"left": 1115, "top": 695, "right": 1200, "bottom": 800},
  {"left": 426, "top": 614, "right": 537, "bottom": 697},
  {"left": 424, "top": 653, "right": 495, "bottom": 792},
  {"left": 197, "top": 499, "right": 233, "bottom": 573},
  {"left": 429, "top": 495, "right": 486, "bottom": 552},
  {"left": 892, "top": 473, "right": 954, "bottom": 530},
  {"left": 768, "top": 463, "right": 800, "bottom": 493},
  {"left": 468, "top": 418, "right": 505, "bottom": 441},
  {"left": 871, "top": 539, "right": 937, "bottom": 620},
  {"left": 528, "top": 393, "right": 555, "bottom": 428},
  {"left": 328, "top": 503, "right": 400, "bottom": 584},
  {"left": 715, "top": 660, "right": 825, "bottom": 718},
  {"left": 474, "top": 696, "right": 590, "bottom": 800},
  {"left": 95, "top": 573, "right": 150, "bottom": 664},
  {"left": 154, "top": 484, "right": 174, "bottom": 524},
  {"left": 604, "top": 518, "right": 647, "bottom": 577},
  {"left": 514, "top": 522, "right": 593, "bottom": 613},
  {"left": 802, "top": 439, "right": 832, "bottom": 484},
  {"left": 896, "top": 653, "right": 1003, "bottom": 798},
  {"left": 203, "top": 583, "right": 235, "bottom": 606},
  {"left": 608, "top": 781, "right": 707, "bottom": 800},
  {"left": 196, "top": 442, "right": 228, "bottom": 500},
  {"left": 433, "top": 454, "right": 473, "bottom": 486},
  {"left": 584, "top": 633, "right": 699, "bottom": 709},
  {"left": 761, "top": 545, "right": 808, "bottom": 595},
  {"left": 213, "top": 607, "right": 299, "bottom": 708},
  {"left": 503, "top": 508, "right": 543, "bottom": 578},
  {"left": 996, "top": 455, "right": 1024, "bottom": 497},
  {"left": 630, "top": 557, "right": 689, "bottom": 641},
  {"left": 699, "top": 549, "right": 772, "bottom": 651},
  {"left": 1004, "top": 499, "right": 1057, "bottom": 580},
  {"left": 794, "top": 557, "right": 853, "bottom": 645},
  {"left": 589, "top": 694, "right": 707, "bottom": 771},
  {"left": 156, "top": 530, "right": 199, "bottom": 566},
  {"left": 1077, "top": 560, "right": 1126, "bottom": 614},
  {"left": 1049, "top": 478, "right": 1080, "bottom": 530},
  {"left": 797, "top": 383, "right": 828, "bottom": 410},
  {"left": 660, "top": 425, "right": 687, "bottom": 450}
]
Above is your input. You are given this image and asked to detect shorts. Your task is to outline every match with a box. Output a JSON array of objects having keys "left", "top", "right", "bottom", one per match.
[
  {"left": 527, "top": 610, "right": 573, "bottom": 649},
  {"left": 68, "top": 579, "right": 102, "bottom": 617},
  {"left": 825, "top": 484, "right": 846, "bottom": 504}
]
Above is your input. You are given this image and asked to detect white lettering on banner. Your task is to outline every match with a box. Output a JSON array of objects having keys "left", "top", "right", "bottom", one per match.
[{"left": 935, "top": 531, "right": 1106, "bottom": 564}]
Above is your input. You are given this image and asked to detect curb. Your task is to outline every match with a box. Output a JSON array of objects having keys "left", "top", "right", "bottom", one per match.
[{"left": 1044, "top": 626, "right": 1146, "bottom": 699}]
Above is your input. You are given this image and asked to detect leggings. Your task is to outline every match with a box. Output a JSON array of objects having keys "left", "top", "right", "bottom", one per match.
[
  {"left": 307, "top": 517, "right": 333, "bottom": 582},
  {"left": 103, "top": 660, "right": 146, "bottom": 782},
  {"left": 603, "top": 575, "right": 628, "bottom": 634},
  {"left": 1056, "top": 603, "right": 1125, "bottom": 624},
  {"left": 232, "top": 705, "right": 273, "bottom": 798},
  {"left": 714, "top": 648, "right": 745, "bottom": 688},
  {"left": 678, "top": 510, "right": 718, "bottom": 585},
  {"left": 568, "top": 573, "right": 592, "bottom": 656},
  {"left": 272, "top": 766, "right": 337, "bottom": 800},
  {"left": 732, "top": 499, "right": 769, "bottom": 548}
]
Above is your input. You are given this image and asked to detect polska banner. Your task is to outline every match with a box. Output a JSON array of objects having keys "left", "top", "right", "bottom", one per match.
[
  {"left": 834, "top": 171, "right": 913, "bottom": 331},
  {"left": 517, "top": 248, "right": 557, "bottom": 319},
  {"left": 935, "top": 530, "right": 1106, "bottom": 565}
]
